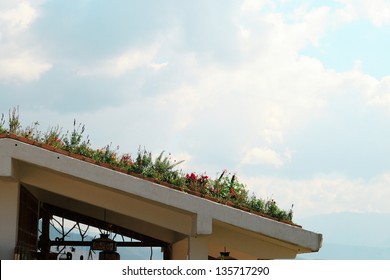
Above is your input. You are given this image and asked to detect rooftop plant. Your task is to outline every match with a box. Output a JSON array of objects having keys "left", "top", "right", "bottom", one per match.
[{"left": 0, "top": 107, "right": 294, "bottom": 223}]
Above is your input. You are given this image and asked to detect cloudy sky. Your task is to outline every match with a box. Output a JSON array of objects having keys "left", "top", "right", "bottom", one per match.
[{"left": 1, "top": 0, "right": 390, "bottom": 221}]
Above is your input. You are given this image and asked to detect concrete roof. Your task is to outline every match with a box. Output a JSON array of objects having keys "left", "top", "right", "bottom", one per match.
[{"left": 0, "top": 135, "right": 322, "bottom": 259}]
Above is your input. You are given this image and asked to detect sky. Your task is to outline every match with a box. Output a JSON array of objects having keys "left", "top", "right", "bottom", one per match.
[{"left": 1, "top": 0, "right": 390, "bottom": 223}]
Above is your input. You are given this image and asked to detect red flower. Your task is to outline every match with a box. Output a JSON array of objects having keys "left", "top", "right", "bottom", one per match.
[{"left": 186, "top": 172, "right": 197, "bottom": 181}]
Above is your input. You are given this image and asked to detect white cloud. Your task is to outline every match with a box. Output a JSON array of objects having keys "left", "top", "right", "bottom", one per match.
[
  {"left": 169, "top": 152, "right": 193, "bottom": 171},
  {"left": 0, "top": 1, "right": 51, "bottom": 82},
  {"left": 240, "top": 0, "right": 272, "bottom": 13},
  {"left": 0, "top": 49, "right": 52, "bottom": 81},
  {"left": 133, "top": 4, "right": 374, "bottom": 174},
  {"left": 238, "top": 4, "right": 331, "bottom": 55},
  {"left": 157, "top": 82, "right": 200, "bottom": 131},
  {"left": 244, "top": 173, "right": 390, "bottom": 219},
  {"left": 77, "top": 44, "right": 163, "bottom": 77},
  {"left": 0, "top": 1, "right": 38, "bottom": 35},
  {"left": 365, "top": 76, "right": 390, "bottom": 108},
  {"left": 363, "top": 0, "right": 390, "bottom": 26},
  {"left": 150, "top": 62, "right": 169, "bottom": 71},
  {"left": 334, "top": 0, "right": 360, "bottom": 23},
  {"left": 241, "top": 147, "right": 290, "bottom": 167},
  {"left": 335, "top": 0, "right": 390, "bottom": 26},
  {"left": 332, "top": 66, "right": 390, "bottom": 111}
]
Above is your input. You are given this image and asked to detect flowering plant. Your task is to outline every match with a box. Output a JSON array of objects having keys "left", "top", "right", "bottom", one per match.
[
  {"left": 0, "top": 108, "right": 294, "bottom": 223},
  {"left": 185, "top": 172, "right": 211, "bottom": 195}
]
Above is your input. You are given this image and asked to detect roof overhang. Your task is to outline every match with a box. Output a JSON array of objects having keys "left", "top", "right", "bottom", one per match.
[{"left": 0, "top": 137, "right": 322, "bottom": 259}]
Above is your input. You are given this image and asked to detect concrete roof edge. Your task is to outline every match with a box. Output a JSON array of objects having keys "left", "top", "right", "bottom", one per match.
[{"left": 0, "top": 137, "right": 323, "bottom": 252}]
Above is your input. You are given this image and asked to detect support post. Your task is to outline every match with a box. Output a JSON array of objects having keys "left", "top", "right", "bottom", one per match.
[
  {"left": 188, "top": 236, "right": 208, "bottom": 260},
  {"left": 39, "top": 208, "right": 51, "bottom": 259},
  {"left": 163, "top": 244, "right": 172, "bottom": 260},
  {"left": 0, "top": 181, "right": 19, "bottom": 259}
]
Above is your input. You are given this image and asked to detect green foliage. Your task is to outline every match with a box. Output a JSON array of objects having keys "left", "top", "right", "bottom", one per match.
[
  {"left": 151, "top": 151, "right": 184, "bottom": 183},
  {"left": 248, "top": 194, "right": 265, "bottom": 213},
  {"left": 0, "top": 113, "right": 5, "bottom": 134},
  {"left": 210, "top": 171, "right": 249, "bottom": 206},
  {"left": 20, "top": 121, "right": 40, "bottom": 139},
  {"left": 63, "top": 120, "right": 86, "bottom": 153},
  {"left": 8, "top": 107, "right": 21, "bottom": 134},
  {"left": 129, "top": 147, "right": 153, "bottom": 175},
  {"left": 0, "top": 107, "right": 294, "bottom": 223},
  {"left": 43, "top": 125, "right": 64, "bottom": 148}
]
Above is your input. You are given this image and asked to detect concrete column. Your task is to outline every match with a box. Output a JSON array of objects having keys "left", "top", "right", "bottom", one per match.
[
  {"left": 188, "top": 236, "right": 208, "bottom": 260},
  {"left": 171, "top": 238, "right": 188, "bottom": 260},
  {"left": 171, "top": 236, "right": 209, "bottom": 260},
  {"left": 0, "top": 180, "right": 19, "bottom": 260}
]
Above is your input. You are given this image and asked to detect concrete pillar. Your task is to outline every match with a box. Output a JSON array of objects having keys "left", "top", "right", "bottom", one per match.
[
  {"left": 0, "top": 180, "right": 19, "bottom": 260},
  {"left": 188, "top": 236, "right": 208, "bottom": 260},
  {"left": 171, "top": 238, "right": 188, "bottom": 260},
  {"left": 171, "top": 236, "right": 209, "bottom": 260}
]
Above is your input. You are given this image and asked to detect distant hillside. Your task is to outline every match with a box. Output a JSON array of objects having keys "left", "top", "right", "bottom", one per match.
[
  {"left": 296, "top": 212, "right": 390, "bottom": 260},
  {"left": 298, "top": 243, "right": 390, "bottom": 260}
]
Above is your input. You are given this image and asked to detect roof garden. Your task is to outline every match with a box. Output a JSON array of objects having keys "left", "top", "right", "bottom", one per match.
[{"left": 0, "top": 107, "right": 295, "bottom": 225}]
